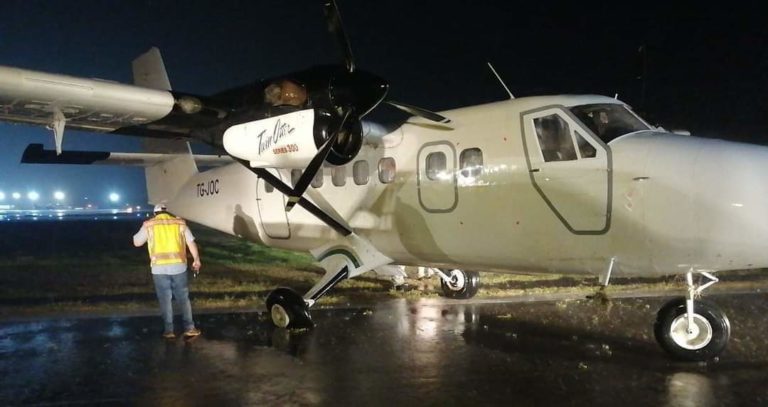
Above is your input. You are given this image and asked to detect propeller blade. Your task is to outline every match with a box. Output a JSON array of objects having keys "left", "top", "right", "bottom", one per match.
[
  {"left": 285, "top": 110, "right": 352, "bottom": 211},
  {"left": 233, "top": 159, "right": 353, "bottom": 236},
  {"left": 385, "top": 100, "right": 451, "bottom": 124},
  {"left": 324, "top": 0, "right": 355, "bottom": 73}
]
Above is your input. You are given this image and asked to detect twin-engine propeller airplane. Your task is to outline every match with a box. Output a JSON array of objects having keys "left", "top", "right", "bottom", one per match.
[{"left": 1, "top": 0, "right": 766, "bottom": 362}]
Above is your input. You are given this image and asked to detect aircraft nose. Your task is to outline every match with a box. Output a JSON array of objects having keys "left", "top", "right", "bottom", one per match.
[{"left": 692, "top": 138, "right": 768, "bottom": 268}]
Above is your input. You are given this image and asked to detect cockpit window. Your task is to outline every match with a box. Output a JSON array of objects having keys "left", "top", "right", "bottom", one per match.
[
  {"left": 534, "top": 115, "right": 577, "bottom": 162},
  {"left": 574, "top": 131, "right": 596, "bottom": 158},
  {"left": 569, "top": 104, "right": 649, "bottom": 142}
]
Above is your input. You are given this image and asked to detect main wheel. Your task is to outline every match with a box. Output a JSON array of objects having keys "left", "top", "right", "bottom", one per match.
[
  {"left": 439, "top": 269, "right": 480, "bottom": 299},
  {"left": 266, "top": 288, "right": 314, "bottom": 329},
  {"left": 653, "top": 297, "right": 730, "bottom": 361}
]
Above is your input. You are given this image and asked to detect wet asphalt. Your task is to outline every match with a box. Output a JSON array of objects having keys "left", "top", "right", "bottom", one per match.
[{"left": 1, "top": 292, "right": 768, "bottom": 406}]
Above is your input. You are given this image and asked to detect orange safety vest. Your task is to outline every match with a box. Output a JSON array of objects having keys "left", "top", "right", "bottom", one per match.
[{"left": 144, "top": 213, "right": 188, "bottom": 266}]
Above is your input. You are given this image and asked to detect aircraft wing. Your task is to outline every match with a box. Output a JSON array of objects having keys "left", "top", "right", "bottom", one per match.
[
  {"left": 0, "top": 65, "right": 176, "bottom": 133},
  {"left": 0, "top": 57, "right": 231, "bottom": 154}
]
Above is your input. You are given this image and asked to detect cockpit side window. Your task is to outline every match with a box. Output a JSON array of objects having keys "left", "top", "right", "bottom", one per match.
[
  {"left": 569, "top": 104, "right": 649, "bottom": 142},
  {"left": 574, "top": 131, "right": 597, "bottom": 158},
  {"left": 534, "top": 115, "right": 577, "bottom": 162}
]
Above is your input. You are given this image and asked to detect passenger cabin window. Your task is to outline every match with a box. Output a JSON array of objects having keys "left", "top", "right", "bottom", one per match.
[
  {"left": 332, "top": 166, "right": 346, "bottom": 187},
  {"left": 534, "top": 115, "right": 577, "bottom": 162},
  {"left": 311, "top": 168, "right": 324, "bottom": 188},
  {"left": 378, "top": 157, "right": 396, "bottom": 184},
  {"left": 460, "top": 148, "right": 483, "bottom": 177},
  {"left": 353, "top": 160, "right": 369, "bottom": 185},
  {"left": 291, "top": 169, "right": 302, "bottom": 186},
  {"left": 426, "top": 152, "right": 447, "bottom": 181}
]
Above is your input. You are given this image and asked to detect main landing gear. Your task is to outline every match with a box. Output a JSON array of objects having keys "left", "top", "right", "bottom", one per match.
[
  {"left": 653, "top": 272, "right": 730, "bottom": 361},
  {"left": 266, "top": 288, "right": 313, "bottom": 329},
  {"left": 266, "top": 266, "right": 350, "bottom": 329},
  {"left": 434, "top": 268, "right": 480, "bottom": 299}
]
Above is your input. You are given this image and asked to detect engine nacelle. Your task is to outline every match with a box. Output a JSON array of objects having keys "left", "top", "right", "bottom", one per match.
[{"left": 222, "top": 108, "right": 362, "bottom": 169}]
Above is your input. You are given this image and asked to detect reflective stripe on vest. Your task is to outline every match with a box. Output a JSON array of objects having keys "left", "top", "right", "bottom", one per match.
[{"left": 144, "top": 213, "right": 187, "bottom": 266}]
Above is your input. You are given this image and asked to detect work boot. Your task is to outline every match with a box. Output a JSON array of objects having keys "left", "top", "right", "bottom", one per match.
[
  {"left": 183, "top": 328, "right": 201, "bottom": 338},
  {"left": 163, "top": 331, "right": 176, "bottom": 340}
]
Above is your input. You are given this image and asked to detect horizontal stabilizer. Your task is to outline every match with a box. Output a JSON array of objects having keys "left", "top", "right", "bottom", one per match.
[{"left": 21, "top": 143, "right": 233, "bottom": 167}]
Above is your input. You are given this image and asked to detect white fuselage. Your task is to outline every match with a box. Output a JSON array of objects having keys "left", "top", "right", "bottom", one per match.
[{"left": 166, "top": 95, "right": 768, "bottom": 278}]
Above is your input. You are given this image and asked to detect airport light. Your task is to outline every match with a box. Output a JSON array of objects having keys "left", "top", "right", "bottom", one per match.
[
  {"left": 11, "top": 192, "right": 21, "bottom": 200},
  {"left": 109, "top": 192, "right": 120, "bottom": 203},
  {"left": 53, "top": 191, "right": 66, "bottom": 201},
  {"left": 27, "top": 191, "right": 39, "bottom": 201},
  {"left": 0, "top": 191, "right": 4, "bottom": 201}
]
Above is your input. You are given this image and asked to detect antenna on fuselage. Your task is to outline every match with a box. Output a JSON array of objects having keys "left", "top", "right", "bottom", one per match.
[{"left": 487, "top": 62, "right": 514, "bottom": 99}]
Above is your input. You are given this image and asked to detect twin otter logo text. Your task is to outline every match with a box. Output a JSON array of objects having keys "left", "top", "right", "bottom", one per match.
[{"left": 257, "top": 119, "right": 295, "bottom": 155}]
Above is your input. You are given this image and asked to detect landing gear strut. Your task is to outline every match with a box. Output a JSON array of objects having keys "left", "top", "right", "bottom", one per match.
[
  {"left": 654, "top": 272, "right": 730, "bottom": 361},
  {"left": 435, "top": 268, "right": 480, "bottom": 299}
]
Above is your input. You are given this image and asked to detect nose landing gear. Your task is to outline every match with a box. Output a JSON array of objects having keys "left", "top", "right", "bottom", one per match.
[
  {"left": 654, "top": 272, "right": 730, "bottom": 361},
  {"left": 435, "top": 268, "right": 480, "bottom": 299}
]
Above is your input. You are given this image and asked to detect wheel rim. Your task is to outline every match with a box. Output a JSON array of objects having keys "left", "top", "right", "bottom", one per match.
[
  {"left": 271, "top": 303, "right": 291, "bottom": 328},
  {"left": 447, "top": 270, "right": 466, "bottom": 292},
  {"left": 669, "top": 313, "right": 713, "bottom": 350}
]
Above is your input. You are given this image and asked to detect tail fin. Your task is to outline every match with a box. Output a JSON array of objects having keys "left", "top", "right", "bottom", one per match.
[{"left": 132, "top": 48, "right": 198, "bottom": 205}]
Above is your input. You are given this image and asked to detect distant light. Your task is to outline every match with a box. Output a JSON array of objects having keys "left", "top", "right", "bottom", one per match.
[
  {"left": 27, "top": 191, "right": 40, "bottom": 201},
  {"left": 12, "top": 192, "right": 21, "bottom": 200},
  {"left": 109, "top": 193, "right": 120, "bottom": 203},
  {"left": 53, "top": 191, "right": 66, "bottom": 201},
  {"left": 0, "top": 191, "right": 4, "bottom": 201}
]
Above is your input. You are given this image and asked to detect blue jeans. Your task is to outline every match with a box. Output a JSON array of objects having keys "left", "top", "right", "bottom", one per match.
[{"left": 152, "top": 272, "right": 195, "bottom": 333}]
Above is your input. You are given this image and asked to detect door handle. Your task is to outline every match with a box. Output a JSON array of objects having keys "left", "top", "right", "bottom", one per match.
[{"left": 530, "top": 168, "right": 540, "bottom": 173}]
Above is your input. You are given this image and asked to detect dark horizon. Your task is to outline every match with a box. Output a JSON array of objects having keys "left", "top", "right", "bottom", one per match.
[{"left": 1, "top": 0, "right": 766, "bottom": 204}]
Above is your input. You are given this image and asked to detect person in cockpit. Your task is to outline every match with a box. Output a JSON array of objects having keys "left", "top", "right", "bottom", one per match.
[{"left": 264, "top": 79, "right": 308, "bottom": 107}]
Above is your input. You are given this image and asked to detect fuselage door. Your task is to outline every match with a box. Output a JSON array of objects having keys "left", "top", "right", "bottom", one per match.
[
  {"left": 521, "top": 107, "right": 612, "bottom": 234},
  {"left": 256, "top": 169, "right": 291, "bottom": 239},
  {"left": 417, "top": 141, "right": 458, "bottom": 213}
]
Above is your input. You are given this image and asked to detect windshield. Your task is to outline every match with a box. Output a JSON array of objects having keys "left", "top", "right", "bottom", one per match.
[{"left": 569, "top": 104, "right": 649, "bottom": 142}]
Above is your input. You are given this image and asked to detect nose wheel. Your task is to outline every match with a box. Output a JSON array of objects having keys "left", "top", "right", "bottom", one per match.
[
  {"left": 266, "top": 287, "right": 314, "bottom": 329},
  {"left": 437, "top": 269, "right": 480, "bottom": 299},
  {"left": 654, "top": 298, "right": 730, "bottom": 361},
  {"left": 653, "top": 272, "right": 730, "bottom": 361}
]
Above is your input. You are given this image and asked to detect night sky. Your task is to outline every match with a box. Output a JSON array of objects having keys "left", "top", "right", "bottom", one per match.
[{"left": 0, "top": 0, "right": 765, "bottom": 206}]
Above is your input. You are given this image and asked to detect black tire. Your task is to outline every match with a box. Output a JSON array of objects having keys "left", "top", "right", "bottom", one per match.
[
  {"left": 653, "top": 297, "right": 730, "bottom": 361},
  {"left": 440, "top": 269, "right": 480, "bottom": 299},
  {"left": 266, "top": 287, "right": 314, "bottom": 329}
]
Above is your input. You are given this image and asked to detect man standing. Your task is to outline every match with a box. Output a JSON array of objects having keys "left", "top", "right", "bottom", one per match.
[{"left": 133, "top": 203, "right": 202, "bottom": 339}]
